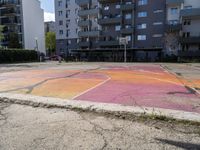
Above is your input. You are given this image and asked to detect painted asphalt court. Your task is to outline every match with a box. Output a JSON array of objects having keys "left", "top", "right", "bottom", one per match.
[{"left": 0, "top": 63, "right": 199, "bottom": 114}]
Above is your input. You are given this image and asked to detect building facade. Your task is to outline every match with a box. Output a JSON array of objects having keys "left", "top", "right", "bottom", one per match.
[
  {"left": 55, "top": 0, "right": 200, "bottom": 61},
  {"left": 45, "top": 21, "right": 56, "bottom": 33},
  {"left": 0, "top": 0, "right": 45, "bottom": 53},
  {"left": 55, "top": 0, "right": 79, "bottom": 56},
  {"left": 165, "top": 0, "right": 200, "bottom": 60}
]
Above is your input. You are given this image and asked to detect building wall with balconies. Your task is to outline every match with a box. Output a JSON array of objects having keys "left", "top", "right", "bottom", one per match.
[{"left": 0, "top": 0, "right": 45, "bottom": 53}]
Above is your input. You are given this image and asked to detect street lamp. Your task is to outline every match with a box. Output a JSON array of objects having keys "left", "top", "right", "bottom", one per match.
[{"left": 35, "top": 37, "right": 38, "bottom": 52}]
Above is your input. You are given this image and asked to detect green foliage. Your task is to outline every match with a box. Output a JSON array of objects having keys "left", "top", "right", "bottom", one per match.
[
  {"left": 0, "top": 49, "right": 38, "bottom": 63},
  {"left": 45, "top": 32, "right": 56, "bottom": 54},
  {"left": 0, "top": 25, "right": 5, "bottom": 46},
  {"left": 8, "top": 32, "right": 22, "bottom": 48}
]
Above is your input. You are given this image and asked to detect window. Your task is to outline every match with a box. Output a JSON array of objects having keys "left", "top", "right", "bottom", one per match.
[
  {"left": 104, "top": 5, "right": 109, "bottom": 10},
  {"left": 169, "top": 20, "right": 178, "bottom": 25},
  {"left": 58, "top": 11, "right": 63, "bottom": 16},
  {"left": 116, "top": 4, "right": 120, "bottom": 9},
  {"left": 137, "top": 35, "right": 146, "bottom": 40},
  {"left": 115, "top": 25, "right": 121, "bottom": 31},
  {"left": 152, "top": 34, "right": 163, "bottom": 38},
  {"left": 59, "top": 20, "right": 63, "bottom": 25},
  {"left": 183, "top": 19, "right": 191, "bottom": 25},
  {"left": 66, "top": 30, "right": 70, "bottom": 37},
  {"left": 58, "top": 1, "right": 62, "bottom": 6},
  {"left": 125, "top": 25, "right": 131, "bottom": 29},
  {"left": 66, "top": 10, "right": 70, "bottom": 18},
  {"left": 153, "top": 22, "right": 163, "bottom": 25},
  {"left": 138, "top": 12, "right": 147, "bottom": 17},
  {"left": 170, "top": 8, "right": 178, "bottom": 15},
  {"left": 125, "top": 14, "right": 132, "bottom": 19},
  {"left": 126, "top": 36, "right": 131, "bottom": 42},
  {"left": 138, "top": 0, "right": 148, "bottom": 6},
  {"left": 59, "top": 30, "right": 63, "bottom": 35},
  {"left": 137, "top": 23, "right": 147, "bottom": 29}
]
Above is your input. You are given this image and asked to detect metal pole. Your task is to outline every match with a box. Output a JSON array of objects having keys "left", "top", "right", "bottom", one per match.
[
  {"left": 36, "top": 39, "right": 38, "bottom": 52},
  {"left": 35, "top": 38, "right": 39, "bottom": 61},
  {"left": 124, "top": 43, "right": 127, "bottom": 63}
]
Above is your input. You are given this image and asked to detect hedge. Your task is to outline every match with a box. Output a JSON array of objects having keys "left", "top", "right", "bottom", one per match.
[{"left": 0, "top": 49, "right": 38, "bottom": 63}]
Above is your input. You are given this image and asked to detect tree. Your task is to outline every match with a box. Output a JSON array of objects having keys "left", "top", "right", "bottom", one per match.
[
  {"left": 8, "top": 32, "right": 22, "bottom": 48},
  {"left": 45, "top": 32, "right": 56, "bottom": 56},
  {"left": 0, "top": 25, "right": 5, "bottom": 47}
]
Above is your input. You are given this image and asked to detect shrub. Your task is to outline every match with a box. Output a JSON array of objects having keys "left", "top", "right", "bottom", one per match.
[{"left": 0, "top": 49, "right": 38, "bottom": 63}]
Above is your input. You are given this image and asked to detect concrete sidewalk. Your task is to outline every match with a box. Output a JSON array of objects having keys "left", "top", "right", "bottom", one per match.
[{"left": 1, "top": 93, "right": 200, "bottom": 123}]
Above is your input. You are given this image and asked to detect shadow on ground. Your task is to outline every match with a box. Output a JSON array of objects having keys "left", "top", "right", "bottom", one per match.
[{"left": 156, "top": 138, "right": 200, "bottom": 150}]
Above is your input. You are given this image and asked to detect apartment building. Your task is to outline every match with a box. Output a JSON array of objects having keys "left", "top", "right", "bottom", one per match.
[
  {"left": 0, "top": 0, "right": 45, "bottom": 53},
  {"left": 166, "top": 0, "right": 200, "bottom": 59},
  {"left": 55, "top": 0, "right": 79, "bottom": 56},
  {"left": 55, "top": 0, "right": 200, "bottom": 61}
]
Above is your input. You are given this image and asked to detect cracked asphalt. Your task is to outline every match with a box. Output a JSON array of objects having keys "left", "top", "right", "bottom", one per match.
[{"left": 0, "top": 102, "right": 200, "bottom": 150}]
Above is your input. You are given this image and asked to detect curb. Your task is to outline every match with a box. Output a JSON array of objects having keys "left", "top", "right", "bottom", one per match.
[
  {"left": 160, "top": 65, "right": 200, "bottom": 96},
  {"left": 0, "top": 93, "right": 200, "bottom": 123}
]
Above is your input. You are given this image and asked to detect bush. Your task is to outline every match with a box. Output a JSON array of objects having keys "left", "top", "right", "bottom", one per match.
[{"left": 0, "top": 49, "right": 38, "bottom": 63}]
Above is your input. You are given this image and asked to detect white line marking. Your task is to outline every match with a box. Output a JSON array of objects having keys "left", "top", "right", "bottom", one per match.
[{"left": 72, "top": 75, "right": 111, "bottom": 100}]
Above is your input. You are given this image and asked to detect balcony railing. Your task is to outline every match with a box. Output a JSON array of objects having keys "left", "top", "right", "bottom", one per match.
[
  {"left": 121, "top": 28, "right": 134, "bottom": 34},
  {"left": 165, "top": 24, "right": 182, "bottom": 33},
  {"left": 98, "top": 0, "right": 121, "bottom": 4},
  {"left": 78, "top": 20, "right": 91, "bottom": 27},
  {"left": 0, "top": 1, "right": 20, "bottom": 7},
  {"left": 78, "top": 30, "right": 101, "bottom": 37},
  {"left": 180, "top": 36, "right": 200, "bottom": 44},
  {"left": 98, "top": 17, "right": 121, "bottom": 25},
  {"left": 78, "top": 41, "right": 91, "bottom": 47},
  {"left": 75, "top": 0, "right": 91, "bottom": 6},
  {"left": 121, "top": 3, "right": 135, "bottom": 11},
  {"left": 98, "top": 40, "right": 119, "bottom": 46},
  {"left": 180, "top": 8, "right": 200, "bottom": 17},
  {"left": 78, "top": 8, "right": 100, "bottom": 17},
  {"left": 166, "top": 0, "right": 184, "bottom": 5},
  {"left": 178, "top": 50, "right": 200, "bottom": 57}
]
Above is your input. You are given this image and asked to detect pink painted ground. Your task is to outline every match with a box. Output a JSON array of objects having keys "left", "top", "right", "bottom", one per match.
[{"left": 74, "top": 65, "right": 200, "bottom": 113}]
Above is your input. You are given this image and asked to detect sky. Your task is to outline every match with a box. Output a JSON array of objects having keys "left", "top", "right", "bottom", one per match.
[{"left": 39, "top": 0, "right": 55, "bottom": 22}]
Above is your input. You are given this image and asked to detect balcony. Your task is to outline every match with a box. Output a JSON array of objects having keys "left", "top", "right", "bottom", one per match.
[
  {"left": 75, "top": 0, "right": 91, "bottom": 6},
  {"left": 98, "top": 41, "right": 119, "bottom": 46},
  {"left": 78, "top": 8, "right": 100, "bottom": 17},
  {"left": 98, "top": 17, "right": 121, "bottom": 25},
  {"left": 121, "top": 3, "right": 135, "bottom": 11},
  {"left": 180, "top": 8, "right": 200, "bottom": 17},
  {"left": 178, "top": 51, "right": 200, "bottom": 57},
  {"left": 166, "top": 0, "right": 184, "bottom": 5},
  {"left": 180, "top": 36, "right": 200, "bottom": 44},
  {"left": 78, "top": 41, "right": 91, "bottom": 47},
  {"left": 78, "top": 20, "right": 91, "bottom": 27},
  {"left": 78, "top": 30, "right": 101, "bottom": 37},
  {"left": 0, "top": 2, "right": 20, "bottom": 8},
  {"left": 121, "top": 28, "right": 134, "bottom": 34},
  {"left": 165, "top": 24, "right": 182, "bottom": 33},
  {"left": 98, "top": 0, "right": 121, "bottom": 4}
]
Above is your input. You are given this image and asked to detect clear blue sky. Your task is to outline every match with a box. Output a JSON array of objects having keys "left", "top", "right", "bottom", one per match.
[{"left": 40, "top": 0, "right": 54, "bottom": 13}]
